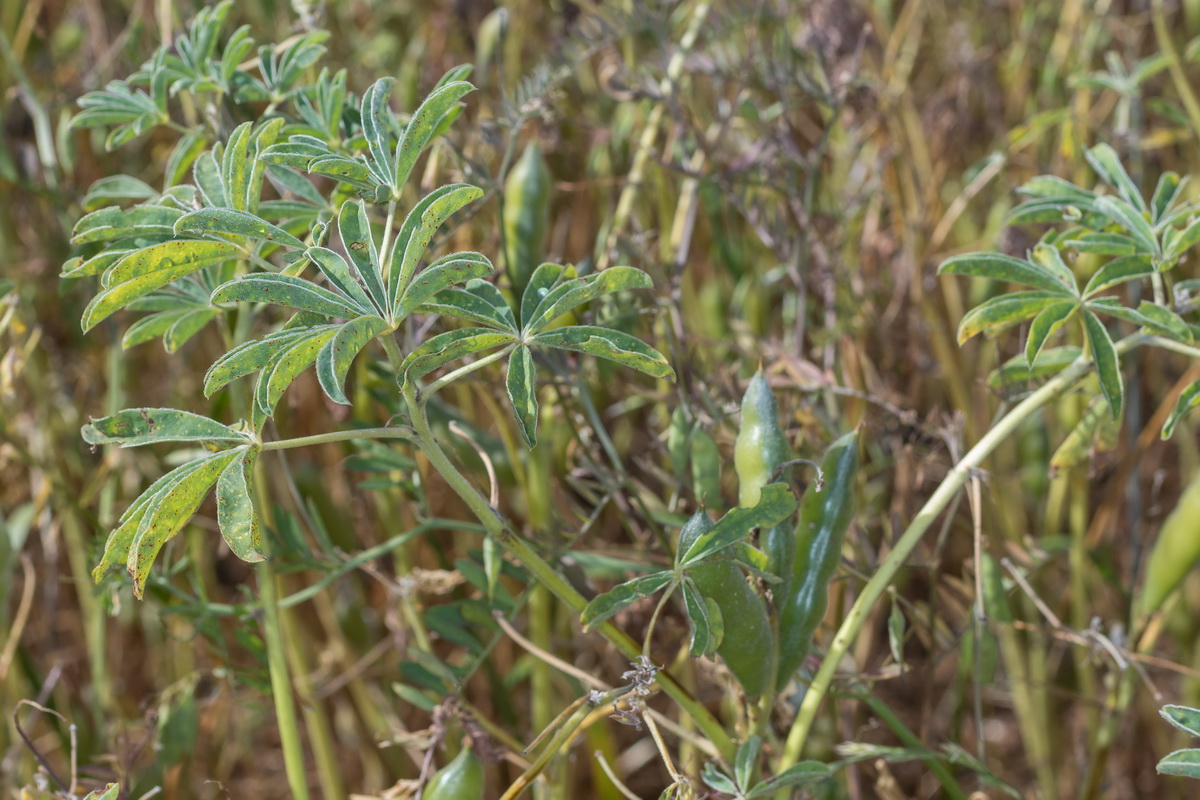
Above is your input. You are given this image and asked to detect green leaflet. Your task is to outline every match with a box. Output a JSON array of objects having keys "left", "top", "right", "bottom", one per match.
[
  {"left": 126, "top": 450, "right": 240, "bottom": 598},
  {"left": 416, "top": 283, "right": 517, "bottom": 331},
  {"left": 82, "top": 241, "right": 242, "bottom": 331},
  {"left": 1162, "top": 381, "right": 1200, "bottom": 439},
  {"left": 520, "top": 262, "right": 572, "bottom": 328},
  {"left": 216, "top": 448, "right": 264, "bottom": 562},
  {"left": 306, "top": 244, "right": 380, "bottom": 316},
  {"left": 1163, "top": 705, "right": 1200, "bottom": 738},
  {"left": 523, "top": 266, "right": 655, "bottom": 334},
  {"left": 682, "top": 580, "right": 722, "bottom": 658},
  {"left": 393, "top": 80, "right": 475, "bottom": 191},
  {"left": 316, "top": 315, "right": 390, "bottom": 404},
  {"left": 223, "top": 121, "right": 254, "bottom": 211},
  {"left": 1151, "top": 172, "right": 1184, "bottom": 223},
  {"left": 82, "top": 408, "right": 250, "bottom": 447},
  {"left": 677, "top": 483, "right": 797, "bottom": 565},
  {"left": 62, "top": 249, "right": 132, "bottom": 279},
  {"left": 1092, "top": 298, "right": 1193, "bottom": 341},
  {"left": 506, "top": 344, "right": 538, "bottom": 447},
  {"left": 257, "top": 328, "right": 339, "bottom": 416},
  {"left": 360, "top": 77, "right": 396, "bottom": 189},
  {"left": 389, "top": 184, "right": 483, "bottom": 305},
  {"left": 1086, "top": 143, "right": 1147, "bottom": 214},
  {"left": 956, "top": 291, "right": 1064, "bottom": 343},
  {"left": 400, "top": 328, "right": 515, "bottom": 384},
  {"left": 211, "top": 273, "right": 370, "bottom": 318},
  {"left": 205, "top": 329, "right": 307, "bottom": 395},
  {"left": 1158, "top": 750, "right": 1200, "bottom": 779},
  {"left": 532, "top": 325, "right": 675, "bottom": 380},
  {"left": 334, "top": 200, "right": 388, "bottom": 313},
  {"left": 1064, "top": 232, "right": 1138, "bottom": 255},
  {"left": 194, "top": 150, "right": 227, "bottom": 208},
  {"left": 395, "top": 251, "right": 494, "bottom": 318},
  {"left": 1025, "top": 300, "right": 1078, "bottom": 366},
  {"left": 938, "top": 252, "right": 1077, "bottom": 295},
  {"left": 1028, "top": 243, "right": 1076, "bottom": 289},
  {"left": 1094, "top": 196, "right": 1158, "bottom": 256},
  {"left": 1083, "top": 310, "right": 1123, "bottom": 420},
  {"left": 175, "top": 207, "right": 307, "bottom": 250},
  {"left": 1082, "top": 255, "right": 1155, "bottom": 297},
  {"left": 72, "top": 204, "right": 182, "bottom": 244},
  {"left": 579, "top": 571, "right": 673, "bottom": 631}
]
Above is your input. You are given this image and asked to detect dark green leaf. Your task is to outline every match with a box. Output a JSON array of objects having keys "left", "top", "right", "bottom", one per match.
[
  {"left": 82, "top": 408, "right": 249, "bottom": 447},
  {"left": 1025, "top": 300, "right": 1078, "bottom": 365},
  {"left": 216, "top": 448, "right": 264, "bottom": 562},
  {"left": 1007, "top": 199, "right": 1087, "bottom": 225},
  {"left": 211, "top": 273, "right": 370, "bottom": 318},
  {"left": 520, "top": 262, "right": 573, "bottom": 328},
  {"left": 82, "top": 175, "right": 158, "bottom": 209},
  {"left": 416, "top": 282, "right": 517, "bottom": 331},
  {"left": 204, "top": 328, "right": 314, "bottom": 396},
  {"left": 679, "top": 483, "right": 797, "bottom": 565},
  {"left": 682, "top": 580, "right": 720, "bottom": 657},
  {"left": 938, "top": 253, "right": 1076, "bottom": 295},
  {"left": 258, "top": 328, "right": 339, "bottom": 416},
  {"left": 736, "top": 736, "right": 762, "bottom": 790},
  {"left": 1064, "top": 232, "right": 1138, "bottom": 256},
  {"left": 316, "top": 316, "right": 389, "bottom": 405},
  {"left": 1083, "top": 310, "right": 1123, "bottom": 420},
  {"left": 335, "top": 200, "right": 388, "bottom": 313},
  {"left": 389, "top": 184, "right": 483, "bottom": 306},
  {"left": 746, "top": 763, "right": 832, "bottom": 797},
  {"left": 222, "top": 122, "right": 254, "bottom": 211},
  {"left": 1152, "top": 172, "right": 1185, "bottom": 223},
  {"left": 360, "top": 77, "right": 397, "bottom": 190},
  {"left": 531, "top": 325, "right": 675, "bottom": 380},
  {"left": 580, "top": 571, "right": 673, "bottom": 631},
  {"left": 700, "top": 763, "right": 738, "bottom": 795},
  {"left": 1094, "top": 196, "right": 1158, "bottom": 256},
  {"left": 506, "top": 344, "right": 538, "bottom": 447}
]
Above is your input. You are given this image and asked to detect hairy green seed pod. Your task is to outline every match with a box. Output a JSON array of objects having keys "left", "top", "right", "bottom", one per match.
[
  {"left": 775, "top": 430, "right": 859, "bottom": 689},
  {"left": 1139, "top": 467, "right": 1200, "bottom": 619},
  {"left": 502, "top": 141, "right": 552, "bottom": 297}
]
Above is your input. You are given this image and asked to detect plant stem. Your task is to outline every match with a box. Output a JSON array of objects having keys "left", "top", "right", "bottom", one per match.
[
  {"left": 1152, "top": 0, "right": 1200, "bottom": 141},
  {"left": 401, "top": 382, "right": 735, "bottom": 760},
  {"left": 261, "top": 426, "right": 414, "bottom": 451},
  {"left": 777, "top": 333, "right": 1147, "bottom": 768}
]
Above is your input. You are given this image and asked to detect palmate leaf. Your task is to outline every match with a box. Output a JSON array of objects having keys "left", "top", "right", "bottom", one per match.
[
  {"left": 175, "top": 207, "right": 307, "bottom": 250},
  {"left": 532, "top": 326, "right": 676, "bottom": 380},
  {"left": 1157, "top": 749, "right": 1200, "bottom": 779},
  {"left": 82, "top": 408, "right": 251, "bottom": 447},
  {"left": 335, "top": 200, "right": 389, "bottom": 313},
  {"left": 579, "top": 570, "right": 674, "bottom": 631},
  {"left": 416, "top": 281, "right": 517, "bottom": 330},
  {"left": 1026, "top": 300, "right": 1078, "bottom": 366},
  {"left": 1082, "top": 254, "right": 1155, "bottom": 297},
  {"left": 522, "top": 266, "right": 657, "bottom": 334},
  {"left": 72, "top": 204, "right": 183, "bottom": 244},
  {"left": 388, "top": 183, "right": 483, "bottom": 305},
  {"left": 400, "top": 328, "right": 517, "bottom": 384},
  {"left": 1094, "top": 196, "right": 1158, "bottom": 256},
  {"left": 955, "top": 290, "right": 1065, "bottom": 344},
  {"left": 205, "top": 327, "right": 322, "bottom": 396},
  {"left": 316, "top": 315, "right": 390, "bottom": 405},
  {"left": 216, "top": 447, "right": 264, "bottom": 562},
  {"left": 1089, "top": 298, "right": 1194, "bottom": 342},
  {"left": 211, "top": 273, "right": 371, "bottom": 318},
  {"left": 254, "top": 326, "right": 339, "bottom": 417},
  {"left": 521, "top": 262, "right": 574, "bottom": 327},
  {"left": 395, "top": 251, "right": 494, "bottom": 318},
  {"left": 506, "top": 344, "right": 538, "bottom": 447},
  {"left": 938, "top": 253, "right": 1077, "bottom": 295}
]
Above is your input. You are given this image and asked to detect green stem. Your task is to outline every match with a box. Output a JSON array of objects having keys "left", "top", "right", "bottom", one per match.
[
  {"left": 777, "top": 333, "right": 1147, "bottom": 768},
  {"left": 1152, "top": 0, "right": 1200, "bottom": 141},
  {"left": 261, "top": 426, "right": 414, "bottom": 451},
  {"left": 402, "top": 382, "right": 735, "bottom": 760},
  {"left": 421, "top": 345, "right": 515, "bottom": 401},
  {"left": 378, "top": 200, "right": 399, "bottom": 291}
]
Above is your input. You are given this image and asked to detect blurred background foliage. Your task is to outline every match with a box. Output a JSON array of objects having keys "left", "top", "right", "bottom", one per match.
[{"left": 9, "top": 0, "right": 1200, "bottom": 798}]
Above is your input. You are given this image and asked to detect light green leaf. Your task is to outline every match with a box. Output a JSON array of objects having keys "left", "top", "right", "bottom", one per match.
[
  {"left": 204, "top": 328, "right": 317, "bottom": 396},
  {"left": 127, "top": 450, "right": 238, "bottom": 598},
  {"left": 308, "top": 155, "right": 376, "bottom": 188},
  {"left": 389, "top": 184, "right": 483, "bottom": 305},
  {"left": 1152, "top": 172, "right": 1185, "bottom": 223},
  {"left": 506, "top": 344, "right": 539, "bottom": 447},
  {"left": 400, "top": 328, "right": 516, "bottom": 384},
  {"left": 82, "top": 175, "right": 158, "bottom": 209},
  {"left": 62, "top": 249, "right": 132, "bottom": 279},
  {"left": 682, "top": 580, "right": 721, "bottom": 657},
  {"left": 580, "top": 570, "right": 674, "bottom": 631},
  {"left": 166, "top": 131, "right": 208, "bottom": 188},
  {"left": 1157, "top": 749, "right": 1200, "bottom": 779},
  {"left": 72, "top": 204, "right": 182, "bottom": 244},
  {"left": 1017, "top": 174, "right": 1095, "bottom": 203},
  {"left": 679, "top": 483, "right": 797, "bottom": 565},
  {"left": 1007, "top": 199, "right": 1087, "bottom": 225},
  {"left": 746, "top": 763, "right": 832, "bottom": 797},
  {"left": 175, "top": 208, "right": 307, "bottom": 250},
  {"left": 212, "top": 273, "right": 370, "bottom": 318},
  {"left": 82, "top": 242, "right": 242, "bottom": 331},
  {"left": 222, "top": 121, "right": 254, "bottom": 211},
  {"left": 938, "top": 253, "right": 1076, "bottom": 295},
  {"left": 735, "top": 736, "right": 762, "bottom": 790},
  {"left": 520, "top": 262, "right": 573, "bottom": 328},
  {"left": 82, "top": 408, "right": 249, "bottom": 447},
  {"left": 988, "top": 347, "right": 1083, "bottom": 390},
  {"left": 1094, "top": 196, "right": 1158, "bottom": 256},
  {"left": 1065, "top": 232, "right": 1138, "bottom": 256},
  {"left": 360, "top": 77, "right": 397, "bottom": 189},
  {"left": 532, "top": 325, "right": 675, "bottom": 380},
  {"left": 1026, "top": 300, "right": 1078, "bottom": 366},
  {"left": 316, "top": 315, "right": 389, "bottom": 404},
  {"left": 1163, "top": 381, "right": 1200, "bottom": 439},
  {"left": 335, "top": 199, "right": 388, "bottom": 312},
  {"left": 396, "top": 251, "right": 494, "bottom": 318},
  {"left": 1162, "top": 705, "right": 1200, "bottom": 738},
  {"left": 956, "top": 291, "right": 1063, "bottom": 344},
  {"left": 258, "top": 328, "right": 339, "bottom": 416},
  {"left": 1167, "top": 216, "right": 1200, "bottom": 263},
  {"left": 216, "top": 448, "right": 264, "bottom": 562},
  {"left": 416, "top": 283, "right": 517, "bottom": 330},
  {"left": 1083, "top": 310, "right": 1123, "bottom": 420},
  {"left": 1091, "top": 298, "right": 1194, "bottom": 341},
  {"left": 523, "top": 266, "right": 656, "bottom": 333},
  {"left": 393, "top": 80, "right": 475, "bottom": 190},
  {"left": 1082, "top": 254, "right": 1156, "bottom": 297},
  {"left": 162, "top": 309, "right": 220, "bottom": 352},
  {"left": 82, "top": 783, "right": 121, "bottom": 800},
  {"left": 1086, "top": 143, "right": 1147, "bottom": 213},
  {"left": 1029, "top": 243, "right": 1076, "bottom": 290},
  {"left": 194, "top": 150, "right": 226, "bottom": 208}
]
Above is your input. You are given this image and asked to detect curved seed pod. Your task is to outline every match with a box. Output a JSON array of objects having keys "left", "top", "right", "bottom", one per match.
[
  {"left": 502, "top": 141, "right": 552, "bottom": 297},
  {"left": 679, "top": 512, "right": 773, "bottom": 697},
  {"left": 775, "top": 430, "right": 859, "bottom": 690},
  {"left": 1139, "top": 468, "right": 1200, "bottom": 619}
]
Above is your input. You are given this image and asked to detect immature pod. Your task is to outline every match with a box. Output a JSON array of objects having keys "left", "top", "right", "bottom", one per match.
[
  {"left": 679, "top": 511, "right": 774, "bottom": 697},
  {"left": 422, "top": 744, "right": 484, "bottom": 800},
  {"left": 502, "top": 141, "right": 552, "bottom": 297},
  {"left": 775, "top": 430, "right": 859, "bottom": 690},
  {"left": 734, "top": 370, "right": 793, "bottom": 595},
  {"left": 1139, "top": 468, "right": 1200, "bottom": 620}
]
